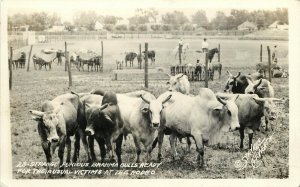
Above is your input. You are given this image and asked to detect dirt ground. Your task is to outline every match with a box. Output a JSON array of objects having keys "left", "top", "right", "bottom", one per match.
[{"left": 9, "top": 39, "right": 289, "bottom": 179}]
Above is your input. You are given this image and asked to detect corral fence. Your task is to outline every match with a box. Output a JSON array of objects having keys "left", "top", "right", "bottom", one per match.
[{"left": 8, "top": 30, "right": 253, "bottom": 42}]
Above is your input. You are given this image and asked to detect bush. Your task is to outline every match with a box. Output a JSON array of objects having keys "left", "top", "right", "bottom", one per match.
[
  {"left": 150, "top": 24, "right": 161, "bottom": 31},
  {"left": 138, "top": 25, "right": 147, "bottom": 31},
  {"left": 115, "top": 24, "right": 127, "bottom": 31},
  {"left": 162, "top": 24, "right": 171, "bottom": 31},
  {"left": 129, "top": 25, "right": 137, "bottom": 31},
  {"left": 183, "top": 24, "right": 195, "bottom": 31},
  {"left": 103, "top": 24, "right": 114, "bottom": 31}
]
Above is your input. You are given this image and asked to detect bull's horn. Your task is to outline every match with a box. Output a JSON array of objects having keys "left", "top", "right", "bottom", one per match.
[
  {"left": 226, "top": 70, "right": 232, "bottom": 76},
  {"left": 166, "top": 73, "right": 171, "bottom": 78},
  {"left": 234, "top": 72, "right": 241, "bottom": 79},
  {"left": 253, "top": 79, "right": 263, "bottom": 90},
  {"left": 162, "top": 94, "right": 172, "bottom": 104},
  {"left": 70, "top": 90, "right": 80, "bottom": 97},
  {"left": 246, "top": 78, "right": 253, "bottom": 85},
  {"left": 99, "top": 103, "right": 109, "bottom": 111},
  {"left": 233, "top": 94, "right": 239, "bottom": 101},
  {"left": 29, "top": 110, "right": 44, "bottom": 117},
  {"left": 176, "top": 74, "right": 184, "bottom": 79},
  {"left": 140, "top": 94, "right": 150, "bottom": 104},
  {"left": 216, "top": 96, "right": 227, "bottom": 105}
]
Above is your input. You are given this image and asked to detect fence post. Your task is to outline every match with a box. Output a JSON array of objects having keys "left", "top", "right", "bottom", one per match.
[
  {"left": 139, "top": 44, "right": 142, "bottom": 69},
  {"left": 260, "top": 44, "right": 262, "bottom": 62},
  {"left": 65, "top": 42, "right": 67, "bottom": 71},
  {"left": 178, "top": 43, "right": 182, "bottom": 65},
  {"left": 9, "top": 47, "right": 13, "bottom": 90},
  {"left": 267, "top": 46, "right": 272, "bottom": 82},
  {"left": 205, "top": 52, "right": 208, "bottom": 88},
  {"left": 145, "top": 43, "right": 148, "bottom": 88},
  {"left": 27, "top": 45, "right": 33, "bottom": 71},
  {"left": 101, "top": 41, "right": 103, "bottom": 72},
  {"left": 66, "top": 51, "right": 72, "bottom": 87},
  {"left": 218, "top": 44, "right": 220, "bottom": 62}
]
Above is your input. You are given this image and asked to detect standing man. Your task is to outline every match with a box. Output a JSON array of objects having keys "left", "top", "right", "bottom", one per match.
[
  {"left": 272, "top": 45, "right": 278, "bottom": 63},
  {"left": 178, "top": 37, "right": 183, "bottom": 64},
  {"left": 202, "top": 38, "right": 209, "bottom": 53}
]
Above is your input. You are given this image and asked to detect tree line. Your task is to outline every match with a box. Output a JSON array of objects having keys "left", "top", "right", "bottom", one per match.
[{"left": 8, "top": 8, "right": 288, "bottom": 32}]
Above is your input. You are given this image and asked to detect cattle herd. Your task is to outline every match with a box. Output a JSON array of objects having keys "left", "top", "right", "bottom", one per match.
[{"left": 29, "top": 64, "right": 284, "bottom": 174}]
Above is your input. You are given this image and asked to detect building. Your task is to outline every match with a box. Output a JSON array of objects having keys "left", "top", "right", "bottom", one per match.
[
  {"left": 94, "top": 21, "right": 104, "bottom": 31},
  {"left": 237, "top": 21, "right": 258, "bottom": 31},
  {"left": 269, "top": 21, "right": 289, "bottom": 30}
]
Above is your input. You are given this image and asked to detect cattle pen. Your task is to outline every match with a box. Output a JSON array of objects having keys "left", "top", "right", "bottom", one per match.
[{"left": 8, "top": 38, "right": 289, "bottom": 179}]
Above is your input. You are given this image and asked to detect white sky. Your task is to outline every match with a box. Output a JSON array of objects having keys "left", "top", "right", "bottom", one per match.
[{"left": 7, "top": 0, "right": 285, "bottom": 23}]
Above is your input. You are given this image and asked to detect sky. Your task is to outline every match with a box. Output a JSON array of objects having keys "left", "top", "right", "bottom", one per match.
[{"left": 7, "top": 0, "right": 285, "bottom": 23}]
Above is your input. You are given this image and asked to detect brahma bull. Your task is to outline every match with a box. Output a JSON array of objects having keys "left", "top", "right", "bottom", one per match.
[
  {"left": 245, "top": 78, "right": 274, "bottom": 98},
  {"left": 125, "top": 52, "right": 137, "bottom": 67},
  {"left": 84, "top": 91, "right": 124, "bottom": 168},
  {"left": 166, "top": 73, "right": 190, "bottom": 94},
  {"left": 155, "top": 90, "right": 240, "bottom": 167},
  {"left": 29, "top": 93, "right": 82, "bottom": 170},
  {"left": 89, "top": 90, "right": 172, "bottom": 162},
  {"left": 216, "top": 93, "right": 281, "bottom": 149},
  {"left": 256, "top": 62, "right": 280, "bottom": 78},
  {"left": 224, "top": 71, "right": 262, "bottom": 93}
]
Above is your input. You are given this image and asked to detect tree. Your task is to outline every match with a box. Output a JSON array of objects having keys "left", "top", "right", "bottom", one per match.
[
  {"left": 191, "top": 10, "right": 209, "bottom": 28},
  {"left": 129, "top": 8, "right": 158, "bottom": 25},
  {"left": 73, "top": 11, "right": 98, "bottom": 31},
  {"left": 103, "top": 16, "right": 122, "bottom": 25},
  {"left": 161, "top": 11, "right": 189, "bottom": 30},
  {"left": 210, "top": 11, "right": 228, "bottom": 30},
  {"left": 229, "top": 9, "right": 249, "bottom": 28}
]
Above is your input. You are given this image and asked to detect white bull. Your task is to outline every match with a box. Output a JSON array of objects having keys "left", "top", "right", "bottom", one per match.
[
  {"left": 166, "top": 73, "right": 190, "bottom": 94},
  {"left": 156, "top": 90, "right": 240, "bottom": 167}
]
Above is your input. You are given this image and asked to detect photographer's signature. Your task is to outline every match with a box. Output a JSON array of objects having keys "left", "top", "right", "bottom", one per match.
[{"left": 234, "top": 135, "right": 273, "bottom": 170}]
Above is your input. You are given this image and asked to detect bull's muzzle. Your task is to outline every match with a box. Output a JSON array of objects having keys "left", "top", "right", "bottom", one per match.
[
  {"left": 48, "top": 137, "right": 59, "bottom": 143},
  {"left": 85, "top": 128, "right": 95, "bottom": 136},
  {"left": 229, "top": 126, "right": 240, "bottom": 131},
  {"left": 152, "top": 123, "right": 160, "bottom": 128}
]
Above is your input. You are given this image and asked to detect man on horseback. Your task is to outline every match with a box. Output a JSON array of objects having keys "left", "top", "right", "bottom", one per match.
[{"left": 202, "top": 38, "right": 209, "bottom": 53}]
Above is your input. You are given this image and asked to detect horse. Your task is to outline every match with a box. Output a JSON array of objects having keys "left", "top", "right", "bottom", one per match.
[
  {"left": 207, "top": 48, "right": 219, "bottom": 63},
  {"left": 173, "top": 43, "right": 189, "bottom": 60}
]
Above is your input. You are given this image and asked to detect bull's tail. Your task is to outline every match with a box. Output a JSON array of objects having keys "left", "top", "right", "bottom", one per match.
[{"left": 152, "top": 136, "right": 159, "bottom": 150}]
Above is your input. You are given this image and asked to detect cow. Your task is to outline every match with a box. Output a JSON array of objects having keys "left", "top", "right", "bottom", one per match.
[
  {"left": 88, "top": 90, "right": 172, "bottom": 162},
  {"left": 166, "top": 73, "right": 190, "bottom": 95},
  {"left": 256, "top": 62, "right": 280, "bottom": 78},
  {"left": 116, "top": 60, "right": 123, "bottom": 70},
  {"left": 184, "top": 63, "right": 195, "bottom": 80},
  {"left": 224, "top": 71, "right": 248, "bottom": 93},
  {"left": 84, "top": 91, "right": 124, "bottom": 168},
  {"left": 245, "top": 78, "right": 274, "bottom": 98},
  {"left": 154, "top": 90, "right": 240, "bottom": 167},
  {"left": 29, "top": 93, "right": 83, "bottom": 170},
  {"left": 125, "top": 52, "right": 137, "bottom": 67},
  {"left": 32, "top": 55, "right": 52, "bottom": 70},
  {"left": 143, "top": 50, "right": 155, "bottom": 65},
  {"left": 216, "top": 93, "right": 281, "bottom": 149}
]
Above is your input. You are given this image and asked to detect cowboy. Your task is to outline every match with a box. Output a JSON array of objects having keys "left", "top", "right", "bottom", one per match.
[
  {"left": 202, "top": 38, "right": 209, "bottom": 53},
  {"left": 272, "top": 45, "right": 278, "bottom": 63}
]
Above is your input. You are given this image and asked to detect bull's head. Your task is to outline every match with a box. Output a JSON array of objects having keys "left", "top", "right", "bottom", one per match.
[
  {"left": 252, "top": 97, "right": 281, "bottom": 121},
  {"left": 29, "top": 105, "right": 62, "bottom": 143},
  {"left": 215, "top": 95, "right": 240, "bottom": 132},
  {"left": 85, "top": 103, "right": 110, "bottom": 136},
  {"left": 224, "top": 71, "right": 240, "bottom": 92},
  {"left": 245, "top": 78, "right": 264, "bottom": 95},
  {"left": 140, "top": 94, "right": 172, "bottom": 128},
  {"left": 166, "top": 73, "right": 185, "bottom": 92}
]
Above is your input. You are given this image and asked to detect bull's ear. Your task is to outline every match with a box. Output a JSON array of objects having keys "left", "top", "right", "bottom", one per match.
[
  {"left": 212, "top": 106, "right": 223, "bottom": 116},
  {"left": 252, "top": 97, "right": 265, "bottom": 105},
  {"left": 141, "top": 107, "right": 149, "bottom": 114},
  {"left": 29, "top": 110, "right": 44, "bottom": 121},
  {"left": 177, "top": 74, "right": 184, "bottom": 79}
]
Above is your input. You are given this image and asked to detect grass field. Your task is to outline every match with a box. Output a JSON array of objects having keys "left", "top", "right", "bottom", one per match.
[{"left": 10, "top": 39, "right": 289, "bottom": 179}]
